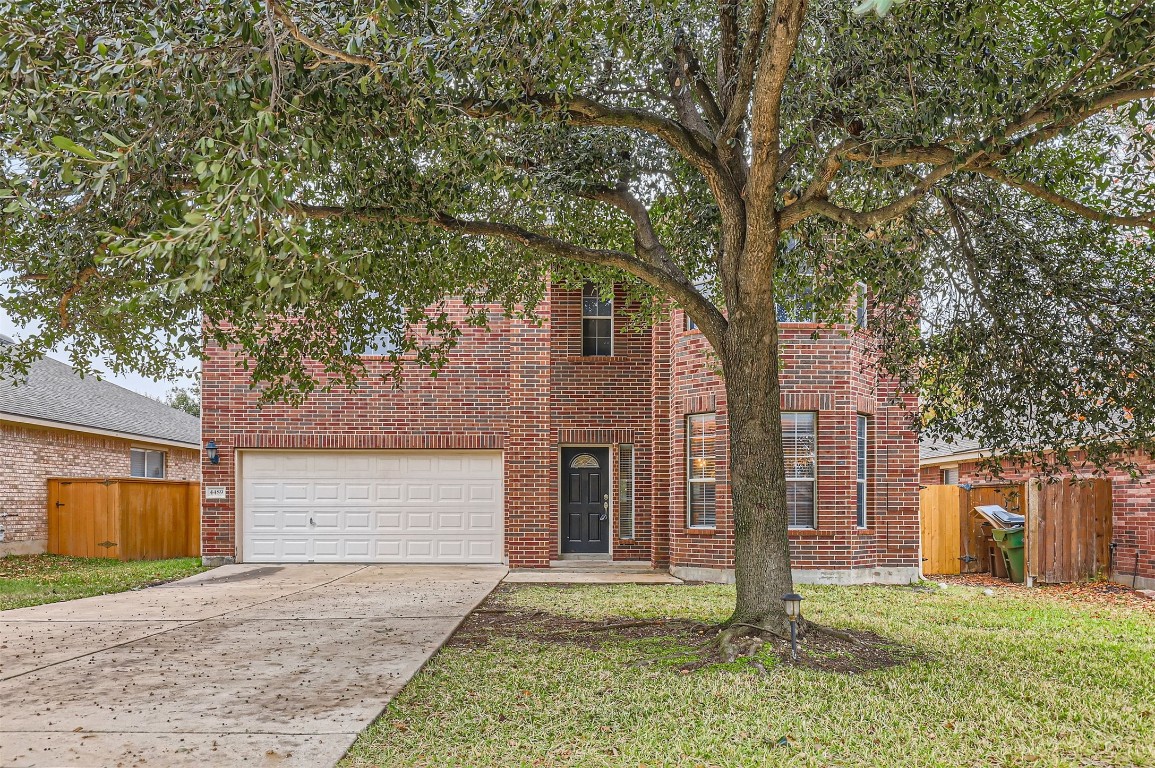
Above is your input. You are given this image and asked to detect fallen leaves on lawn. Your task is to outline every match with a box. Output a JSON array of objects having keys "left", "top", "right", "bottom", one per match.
[{"left": 934, "top": 574, "right": 1155, "bottom": 614}]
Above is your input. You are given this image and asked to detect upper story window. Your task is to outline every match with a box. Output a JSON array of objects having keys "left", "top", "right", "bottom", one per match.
[
  {"left": 130, "top": 448, "right": 166, "bottom": 479},
  {"left": 855, "top": 283, "right": 869, "bottom": 329},
  {"left": 582, "top": 284, "right": 613, "bottom": 356},
  {"left": 776, "top": 274, "right": 815, "bottom": 324},
  {"left": 350, "top": 330, "right": 398, "bottom": 356},
  {"left": 783, "top": 412, "right": 817, "bottom": 528},
  {"left": 687, "top": 413, "right": 717, "bottom": 528}
]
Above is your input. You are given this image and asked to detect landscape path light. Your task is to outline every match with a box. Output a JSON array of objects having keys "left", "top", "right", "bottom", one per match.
[{"left": 782, "top": 593, "right": 803, "bottom": 661}]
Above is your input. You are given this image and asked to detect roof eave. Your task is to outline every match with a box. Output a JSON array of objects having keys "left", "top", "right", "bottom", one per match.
[{"left": 0, "top": 411, "right": 200, "bottom": 450}]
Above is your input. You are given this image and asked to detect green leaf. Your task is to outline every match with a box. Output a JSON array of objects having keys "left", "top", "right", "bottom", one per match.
[{"left": 51, "top": 136, "right": 97, "bottom": 160}]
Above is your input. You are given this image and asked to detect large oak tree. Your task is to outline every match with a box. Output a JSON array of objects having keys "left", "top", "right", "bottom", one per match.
[{"left": 2, "top": 0, "right": 1153, "bottom": 634}]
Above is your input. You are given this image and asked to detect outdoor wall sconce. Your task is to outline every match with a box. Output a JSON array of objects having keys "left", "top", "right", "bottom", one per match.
[
  {"left": 205, "top": 440, "right": 220, "bottom": 465},
  {"left": 782, "top": 593, "right": 803, "bottom": 661}
]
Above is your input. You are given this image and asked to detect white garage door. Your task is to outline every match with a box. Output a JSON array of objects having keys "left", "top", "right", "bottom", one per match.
[{"left": 241, "top": 451, "right": 504, "bottom": 563}]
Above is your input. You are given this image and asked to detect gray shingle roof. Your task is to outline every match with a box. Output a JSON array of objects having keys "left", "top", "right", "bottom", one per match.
[
  {"left": 920, "top": 435, "right": 988, "bottom": 462},
  {"left": 0, "top": 335, "right": 200, "bottom": 446}
]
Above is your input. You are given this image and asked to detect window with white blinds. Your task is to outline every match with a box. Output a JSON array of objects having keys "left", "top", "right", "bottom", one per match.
[
  {"left": 618, "top": 445, "right": 635, "bottom": 539},
  {"left": 783, "top": 412, "right": 816, "bottom": 528},
  {"left": 130, "top": 448, "right": 166, "bottom": 479},
  {"left": 686, "top": 414, "right": 717, "bottom": 527},
  {"left": 856, "top": 415, "right": 868, "bottom": 528}
]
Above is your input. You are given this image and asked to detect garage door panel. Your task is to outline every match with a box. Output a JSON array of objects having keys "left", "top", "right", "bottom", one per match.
[
  {"left": 469, "top": 484, "right": 497, "bottom": 502},
  {"left": 468, "top": 540, "right": 498, "bottom": 558},
  {"left": 242, "top": 451, "right": 503, "bottom": 564},
  {"left": 376, "top": 512, "right": 403, "bottom": 530},
  {"left": 437, "top": 512, "right": 464, "bottom": 530},
  {"left": 374, "top": 539, "right": 403, "bottom": 558},
  {"left": 438, "top": 484, "right": 464, "bottom": 501},
  {"left": 375, "top": 484, "right": 403, "bottom": 502},
  {"left": 282, "top": 512, "right": 310, "bottom": 530}
]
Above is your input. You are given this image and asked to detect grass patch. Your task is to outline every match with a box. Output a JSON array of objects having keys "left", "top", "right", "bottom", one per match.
[
  {"left": 342, "top": 582, "right": 1155, "bottom": 768},
  {"left": 0, "top": 554, "right": 208, "bottom": 611}
]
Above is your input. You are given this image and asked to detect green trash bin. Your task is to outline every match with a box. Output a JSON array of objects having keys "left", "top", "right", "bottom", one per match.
[{"left": 991, "top": 526, "right": 1026, "bottom": 583}]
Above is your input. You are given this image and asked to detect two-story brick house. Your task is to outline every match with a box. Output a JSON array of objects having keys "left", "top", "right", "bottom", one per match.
[{"left": 199, "top": 284, "right": 921, "bottom": 584}]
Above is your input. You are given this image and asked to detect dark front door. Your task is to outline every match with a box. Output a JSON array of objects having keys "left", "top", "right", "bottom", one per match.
[{"left": 561, "top": 447, "right": 610, "bottom": 554}]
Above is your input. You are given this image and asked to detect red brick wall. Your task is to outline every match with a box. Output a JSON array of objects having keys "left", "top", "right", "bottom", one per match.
[
  {"left": 922, "top": 453, "right": 1155, "bottom": 587},
  {"left": 663, "top": 311, "right": 920, "bottom": 579},
  {"left": 199, "top": 300, "right": 514, "bottom": 561},
  {"left": 0, "top": 421, "right": 199, "bottom": 553},
  {"left": 200, "top": 286, "right": 922, "bottom": 579},
  {"left": 549, "top": 285, "right": 654, "bottom": 562}
]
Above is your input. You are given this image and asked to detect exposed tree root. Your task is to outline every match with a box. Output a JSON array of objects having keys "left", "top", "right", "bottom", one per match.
[
  {"left": 725, "top": 621, "right": 790, "bottom": 641},
  {"left": 589, "top": 618, "right": 709, "bottom": 632},
  {"left": 809, "top": 623, "right": 865, "bottom": 646}
]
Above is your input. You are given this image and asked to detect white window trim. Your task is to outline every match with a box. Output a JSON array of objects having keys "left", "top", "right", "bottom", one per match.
[
  {"left": 130, "top": 447, "right": 167, "bottom": 479},
  {"left": 581, "top": 285, "right": 614, "bottom": 356},
  {"left": 785, "top": 411, "right": 817, "bottom": 529},
  {"left": 856, "top": 415, "right": 868, "bottom": 528},
  {"left": 686, "top": 413, "right": 717, "bottom": 529}
]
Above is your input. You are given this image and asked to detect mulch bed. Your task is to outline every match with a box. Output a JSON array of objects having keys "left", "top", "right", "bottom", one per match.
[{"left": 449, "top": 584, "right": 918, "bottom": 675}]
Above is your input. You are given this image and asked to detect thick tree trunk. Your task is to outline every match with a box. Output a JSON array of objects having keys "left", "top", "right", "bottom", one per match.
[{"left": 721, "top": 305, "right": 794, "bottom": 637}]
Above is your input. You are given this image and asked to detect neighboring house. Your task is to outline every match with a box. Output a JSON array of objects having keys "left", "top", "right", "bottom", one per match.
[
  {"left": 0, "top": 334, "right": 201, "bottom": 555},
  {"left": 200, "top": 284, "right": 921, "bottom": 584},
  {"left": 920, "top": 438, "right": 1155, "bottom": 590}
]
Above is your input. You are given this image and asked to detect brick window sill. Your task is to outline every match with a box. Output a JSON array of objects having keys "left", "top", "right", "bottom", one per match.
[
  {"left": 562, "top": 356, "right": 629, "bottom": 364},
  {"left": 855, "top": 528, "right": 876, "bottom": 536},
  {"left": 683, "top": 527, "right": 718, "bottom": 536},
  {"left": 788, "top": 528, "right": 837, "bottom": 539}
]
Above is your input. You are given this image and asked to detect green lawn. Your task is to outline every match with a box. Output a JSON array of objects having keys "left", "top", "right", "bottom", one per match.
[
  {"left": 343, "top": 582, "right": 1155, "bottom": 768},
  {"left": 0, "top": 554, "right": 208, "bottom": 611}
]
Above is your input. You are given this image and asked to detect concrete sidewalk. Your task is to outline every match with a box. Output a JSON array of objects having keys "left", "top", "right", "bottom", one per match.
[{"left": 0, "top": 564, "right": 505, "bottom": 767}]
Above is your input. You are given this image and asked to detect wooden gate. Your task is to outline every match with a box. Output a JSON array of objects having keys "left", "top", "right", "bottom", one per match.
[
  {"left": 1027, "top": 478, "right": 1112, "bottom": 583},
  {"left": 47, "top": 478, "right": 200, "bottom": 560},
  {"left": 919, "top": 485, "right": 963, "bottom": 575},
  {"left": 963, "top": 485, "right": 1025, "bottom": 575}
]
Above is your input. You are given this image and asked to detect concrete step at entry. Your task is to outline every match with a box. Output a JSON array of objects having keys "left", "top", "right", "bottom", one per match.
[{"left": 546, "top": 559, "right": 656, "bottom": 572}]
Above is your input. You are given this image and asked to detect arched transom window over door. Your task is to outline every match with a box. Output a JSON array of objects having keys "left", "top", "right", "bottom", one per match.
[{"left": 569, "top": 453, "right": 601, "bottom": 469}]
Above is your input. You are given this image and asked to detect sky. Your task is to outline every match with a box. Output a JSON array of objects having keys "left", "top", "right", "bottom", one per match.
[{"left": 0, "top": 308, "right": 199, "bottom": 399}]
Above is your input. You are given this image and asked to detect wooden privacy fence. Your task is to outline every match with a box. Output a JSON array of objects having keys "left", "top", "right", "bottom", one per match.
[
  {"left": 47, "top": 478, "right": 201, "bottom": 560},
  {"left": 920, "top": 479, "right": 1112, "bottom": 583},
  {"left": 1027, "top": 478, "right": 1113, "bottom": 584}
]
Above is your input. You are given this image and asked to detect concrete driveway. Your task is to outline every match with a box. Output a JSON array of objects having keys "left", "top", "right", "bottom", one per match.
[{"left": 0, "top": 564, "right": 505, "bottom": 767}]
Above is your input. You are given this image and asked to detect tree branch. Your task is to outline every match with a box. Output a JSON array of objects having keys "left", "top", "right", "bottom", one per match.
[
  {"left": 785, "top": 162, "right": 956, "bottom": 229},
  {"left": 784, "top": 86, "right": 1155, "bottom": 231},
  {"left": 279, "top": 200, "right": 728, "bottom": 343},
  {"left": 267, "top": 0, "right": 377, "bottom": 68},
  {"left": 458, "top": 94, "right": 721, "bottom": 184},
  {"left": 674, "top": 33, "right": 724, "bottom": 129},
  {"left": 717, "top": 0, "right": 740, "bottom": 110},
  {"left": 974, "top": 167, "right": 1155, "bottom": 230},
  {"left": 717, "top": 0, "right": 769, "bottom": 147},
  {"left": 746, "top": 0, "right": 808, "bottom": 212}
]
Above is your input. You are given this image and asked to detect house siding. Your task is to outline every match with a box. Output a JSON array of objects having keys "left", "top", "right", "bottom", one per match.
[{"left": 0, "top": 420, "right": 200, "bottom": 554}]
